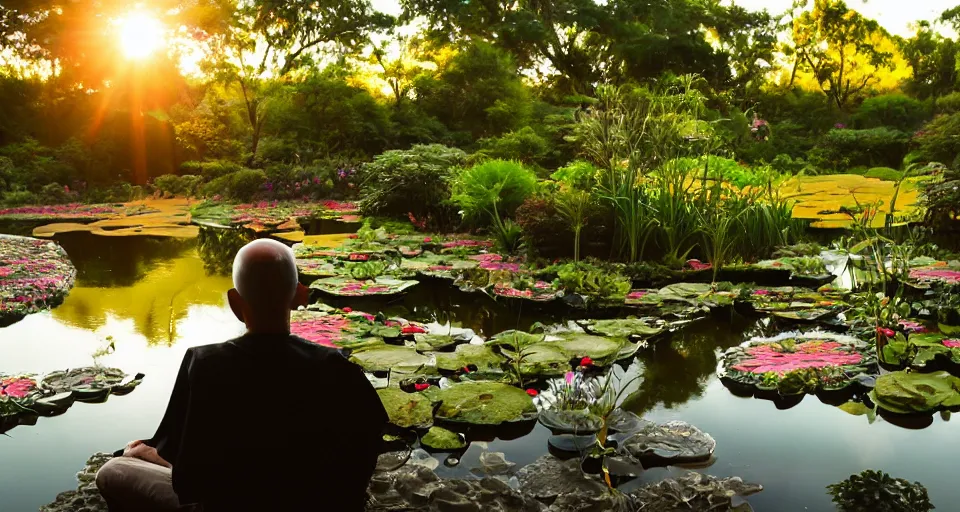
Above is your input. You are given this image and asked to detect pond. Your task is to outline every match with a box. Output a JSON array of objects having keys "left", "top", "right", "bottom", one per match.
[{"left": 2, "top": 233, "right": 959, "bottom": 511}]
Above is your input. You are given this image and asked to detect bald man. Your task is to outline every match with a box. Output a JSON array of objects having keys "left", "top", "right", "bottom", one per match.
[{"left": 96, "top": 239, "right": 388, "bottom": 512}]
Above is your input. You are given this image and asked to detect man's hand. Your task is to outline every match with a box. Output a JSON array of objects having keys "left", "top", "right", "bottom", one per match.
[{"left": 122, "top": 440, "right": 172, "bottom": 469}]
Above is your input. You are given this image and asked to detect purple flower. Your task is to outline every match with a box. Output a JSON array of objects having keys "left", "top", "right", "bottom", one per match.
[
  {"left": 264, "top": 182, "right": 274, "bottom": 191},
  {"left": 834, "top": 123, "right": 846, "bottom": 130}
]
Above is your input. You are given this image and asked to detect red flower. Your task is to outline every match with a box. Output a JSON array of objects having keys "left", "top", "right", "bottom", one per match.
[
  {"left": 342, "top": 307, "right": 353, "bottom": 313},
  {"left": 580, "top": 357, "right": 593, "bottom": 367},
  {"left": 414, "top": 383, "right": 429, "bottom": 391},
  {"left": 525, "top": 389, "right": 538, "bottom": 397},
  {"left": 402, "top": 325, "right": 427, "bottom": 334},
  {"left": 876, "top": 327, "right": 896, "bottom": 338},
  {"left": 348, "top": 234, "right": 358, "bottom": 239},
  {"left": 462, "top": 366, "right": 472, "bottom": 373},
  {"left": 424, "top": 237, "right": 432, "bottom": 243}
]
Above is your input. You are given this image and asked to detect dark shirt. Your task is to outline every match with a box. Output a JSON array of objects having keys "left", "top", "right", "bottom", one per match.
[{"left": 144, "top": 333, "right": 388, "bottom": 511}]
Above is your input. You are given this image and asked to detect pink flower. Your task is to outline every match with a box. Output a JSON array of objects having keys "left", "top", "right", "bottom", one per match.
[
  {"left": 944, "top": 340, "right": 960, "bottom": 349},
  {"left": 565, "top": 372, "right": 575, "bottom": 385},
  {"left": 686, "top": 259, "right": 712, "bottom": 271},
  {"left": 342, "top": 307, "right": 353, "bottom": 313},
  {"left": 626, "top": 291, "right": 648, "bottom": 300},
  {"left": 348, "top": 253, "right": 369, "bottom": 262},
  {"left": 899, "top": 320, "right": 928, "bottom": 333},
  {"left": 414, "top": 383, "right": 430, "bottom": 391},
  {"left": 401, "top": 325, "right": 427, "bottom": 334},
  {"left": 525, "top": 389, "right": 538, "bottom": 397},
  {"left": 423, "top": 237, "right": 432, "bottom": 243},
  {"left": 753, "top": 289, "right": 770, "bottom": 296}
]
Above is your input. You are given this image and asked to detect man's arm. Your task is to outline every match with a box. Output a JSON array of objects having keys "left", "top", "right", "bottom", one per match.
[
  {"left": 333, "top": 355, "right": 388, "bottom": 503},
  {"left": 143, "top": 349, "right": 195, "bottom": 464}
]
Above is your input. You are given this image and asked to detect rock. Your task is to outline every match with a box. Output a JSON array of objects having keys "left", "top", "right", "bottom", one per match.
[
  {"left": 377, "top": 450, "right": 412, "bottom": 472},
  {"left": 407, "top": 448, "right": 441, "bottom": 471},
  {"left": 421, "top": 427, "right": 467, "bottom": 451},
  {"left": 631, "top": 472, "right": 763, "bottom": 511},
  {"left": 546, "top": 491, "right": 633, "bottom": 512},
  {"left": 605, "top": 409, "right": 648, "bottom": 435},
  {"left": 471, "top": 452, "right": 516, "bottom": 476},
  {"left": 367, "top": 464, "right": 544, "bottom": 512},
  {"left": 516, "top": 455, "right": 607, "bottom": 501},
  {"left": 40, "top": 453, "right": 112, "bottom": 512},
  {"left": 620, "top": 421, "right": 716, "bottom": 464}
]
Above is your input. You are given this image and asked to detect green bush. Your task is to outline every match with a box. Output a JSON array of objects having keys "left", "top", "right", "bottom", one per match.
[
  {"left": 1, "top": 190, "right": 38, "bottom": 206},
  {"left": 154, "top": 174, "right": 203, "bottom": 197},
  {"left": 809, "top": 128, "right": 910, "bottom": 171},
  {"left": 203, "top": 169, "right": 267, "bottom": 202},
  {"left": 453, "top": 159, "right": 538, "bottom": 226},
  {"left": 179, "top": 160, "right": 244, "bottom": 181},
  {"left": 38, "top": 182, "right": 73, "bottom": 204},
  {"left": 358, "top": 144, "right": 467, "bottom": 230},
  {"left": 935, "top": 92, "right": 960, "bottom": 114},
  {"left": 475, "top": 127, "right": 552, "bottom": 168},
  {"left": 914, "top": 113, "right": 960, "bottom": 166},
  {"left": 863, "top": 167, "right": 903, "bottom": 181},
  {"left": 852, "top": 94, "right": 931, "bottom": 131},
  {"left": 550, "top": 160, "right": 600, "bottom": 190}
]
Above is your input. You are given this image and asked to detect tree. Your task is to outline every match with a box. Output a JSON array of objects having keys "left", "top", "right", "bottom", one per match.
[
  {"left": 900, "top": 19, "right": 959, "bottom": 99},
  {"left": 204, "top": 0, "right": 392, "bottom": 163},
  {"left": 789, "top": 0, "right": 900, "bottom": 109},
  {"left": 413, "top": 42, "right": 532, "bottom": 142}
]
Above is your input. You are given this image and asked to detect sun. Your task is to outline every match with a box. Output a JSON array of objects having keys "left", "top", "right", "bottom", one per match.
[{"left": 116, "top": 12, "right": 166, "bottom": 60}]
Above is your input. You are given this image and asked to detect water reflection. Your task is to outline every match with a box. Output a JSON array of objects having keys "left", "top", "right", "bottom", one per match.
[
  {"left": 54, "top": 233, "right": 196, "bottom": 287},
  {"left": 53, "top": 249, "right": 233, "bottom": 345},
  {"left": 197, "top": 227, "right": 253, "bottom": 276},
  {"left": 623, "top": 316, "right": 752, "bottom": 415}
]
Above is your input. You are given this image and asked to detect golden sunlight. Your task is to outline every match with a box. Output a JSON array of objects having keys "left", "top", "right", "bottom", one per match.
[{"left": 116, "top": 12, "right": 166, "bottom": 60}]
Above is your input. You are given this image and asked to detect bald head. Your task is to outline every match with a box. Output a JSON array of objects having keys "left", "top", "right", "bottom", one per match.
[{"left": 232, "top": 239, "right": 299, "bottom": 315}]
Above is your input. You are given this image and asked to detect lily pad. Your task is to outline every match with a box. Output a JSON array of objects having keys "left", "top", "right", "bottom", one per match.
[
  {"left": 718, "top": 332, "right": 875, "bottom": 397},
  {"left": 869, "top": 371, "right": 960, "bottom": 414},
  {"left": 538, "top": 409, "right": 605, "bottom": 435},
  {"left": 579, "top": 318, "right": 664, "bottom": 339},
  {"left": 41, "top": 367, "right": 140, "bottom": 400},
  {"left": 434, "top": 381, "right": 538, "bottom": 425},
  {"left": 309, "top": 276, "right": 418, "bottom": 297},
  {"left": 420, "top": 426, "right": 466, "bottom": 450},
  {"left": 492, "top": 280, "right": 561, "bottom": 302},
  {"left": 377, "top": 387, "right": 435, "bottom": 429},
  {"left": 486, "top": 330, "right": 545, "bottom": 350},
  {"left": 295, "top": 258, "right": 338, "bottom": 278},
  {"left": 415, "top": 334, "right": 462, "bottom": 352},
  {"left": 621, "top": 421, "right": 716, "bottom": 464},
  {"left": 350, "top": 345, "right": 436, "bottom": 373},
  {"left": 433, "top": 344, "right": 506, "bottom": 372},
  {"left": 0, "top": 235, "right": 77, "bottom": 326},
  {"left": 552, "top": 334, "right": 635, "bottom": 365}
]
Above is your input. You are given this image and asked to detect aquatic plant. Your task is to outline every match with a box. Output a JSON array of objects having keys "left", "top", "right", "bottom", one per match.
[
  {"left": 555, "top": 188, "right": 594, "bottom": 262},
  {"left": 0, "top": 235, "right": 77, "bottom": 325},
  {"left": 553, "top": 262, "right": 632, "bottom": 300},
  {"left": 870, "top": 371, "right": 960, "bottom": 414},
  {"left": 828, "top": 470, "right": 934, "bottom": 512}
]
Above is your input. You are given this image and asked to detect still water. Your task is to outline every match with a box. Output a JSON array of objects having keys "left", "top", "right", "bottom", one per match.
[{"left": 1, "top": 234, "right": 959, "bottom": 511}]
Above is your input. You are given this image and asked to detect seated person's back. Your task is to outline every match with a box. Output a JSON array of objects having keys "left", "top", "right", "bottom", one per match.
[{"left": 96, "top": 239, "right": 387, "bottom": 512}]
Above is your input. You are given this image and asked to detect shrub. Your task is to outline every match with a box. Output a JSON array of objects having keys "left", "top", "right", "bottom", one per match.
[
  {"left": 1, "top": 190, "right": 37, "bottom": 206},
  {"left": 475, "top": 127, "right": 552, "bottom": 168},
  {"left": 853, "top": 94, "right": 931, "bottom": 131},
  {"left": 38, "top": 182, "right": 74, "bottom": 204},
  {"left": 515, "top": 196, "right": 571, "bottom": 257},
  {"left": 935, "top": 92, "right": 960, "bottom": 114},
  {"left": 154, "top": 174, "right": 203, "bottom": 197},
  {"left": 358, "top": 144, "right": 467, "bottom": 230},
  {"left": 262, "top": 162, "right": 336, "bottom": 200},
  {"left": 203, "top": 169, "right": 267, "bottom": 202},
  {"left": 179, "top": 160, "right": 244, "bottom": 181},
  {"left": 863, "top": 167, "right": 903, "bottom": 181},
  {"left": 914, "top": 113, "right": 960, "bottom": 166},
  {"left": 452, "top": 159, "right": 538, "bottom": 227},
  {"left": 550, "top": 160, "right": 600, "bottom": 190},
  {"left": 809, "top": 128, "right": 911, "bottom": 170}
]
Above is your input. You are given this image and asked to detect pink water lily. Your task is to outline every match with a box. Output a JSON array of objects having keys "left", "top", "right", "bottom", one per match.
[
  {"left": 730, "top": 341, "right": 862, "bottom": 375},
  {"left": 753, "top": 289, "right": 771, "bottom": 296},
  {"left": 910, "top": 268, "right": 960, "bottom": 284},
  {"left": 686, "top": 259, "right": 712, "bottom": 271},
  {"left": 943, "top": 340, "right": 960, "bottom": 349},
  {"left": 626, "top": 291, "right": 649, "bottom": 300},
  {"left": 899, "top": 320, "right": 929, "bottom": 333},
  {"left": 0, "top": 376, "right": 36, "bottom": 398},
  {"left": 469, "top": 254, "right": 503, "bottom": 263},
  {"left": 480, "top": 262, "right": 521, "bottom": 272}
]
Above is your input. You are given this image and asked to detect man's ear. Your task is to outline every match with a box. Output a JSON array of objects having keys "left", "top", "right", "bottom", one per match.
[
  {"left": 227, "top": 288, "right": 245, "bottom": 322},
  {"left": 292, "top": 283, "right": 309, "bottom": 310}
]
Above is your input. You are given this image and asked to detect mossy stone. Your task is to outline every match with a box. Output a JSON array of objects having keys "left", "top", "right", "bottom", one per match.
[{"left": 421, "top": 426, "right": 466, "bottom": 450}]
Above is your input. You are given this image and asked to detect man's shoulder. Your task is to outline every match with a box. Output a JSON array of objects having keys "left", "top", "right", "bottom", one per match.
[{"left": 187, "top": 335, "right": 348, "bottom": 364}]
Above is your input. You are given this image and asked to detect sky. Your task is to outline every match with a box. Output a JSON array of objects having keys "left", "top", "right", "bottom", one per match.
[{"left": 370, "top": 0, "right": 959, "bottom": 38}]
